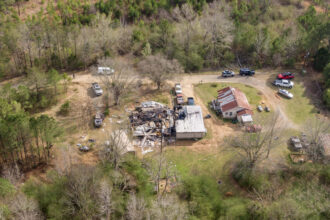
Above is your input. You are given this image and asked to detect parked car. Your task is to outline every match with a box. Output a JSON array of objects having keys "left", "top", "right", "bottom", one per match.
[
  {"left": 175, "top": 83, "right": 182, "bottom": 94},
  {"left": 277, "top": 72, "right": 294, "bottom": 79},
  {"left": 187, "top": 97, "right": 195, "bottom": 105},
  {"left": 278, "top": 89, "right": 293, "bottom": 99},
  {"left": 222, "top": 70, "right": 235, "bottom": 77},
  {"left": 265, "top": 106, "right": 270, "bottom": 112},
  {"left": 176, "top": 94, "right": 184, "bottom": 105},
  {"left": 290, "top": 136, "right": 303, "bottom": 151},
  {"left": 239, "top": 68, "right": 255, "bottom": 76},
  {"left": 97, "top": 67, "right": 114, "bottom": 75},
  {"left": 257, "top": 105, "right": 263, "bottom": 112},
  {"left": 273, "top": 79, "right": 294, "bottom": 88},
  {"left": 92, "top": 82, "right": 103, "bottom": 96},
  {"left": 94, "top": 112, "right": 104, "bottom": 128}
]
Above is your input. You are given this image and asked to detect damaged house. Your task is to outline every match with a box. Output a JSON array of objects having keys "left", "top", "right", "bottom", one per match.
[
  {"left": 129, "top": 101, "right": 174, "bottom": 149},
  {"left": 213, "top": 87, "right": 253, "bottom": 123},
  {"left": 175, "top": 105, "right": 207, "bottom": 139}
]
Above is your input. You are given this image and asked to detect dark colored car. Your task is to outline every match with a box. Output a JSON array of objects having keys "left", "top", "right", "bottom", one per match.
[
  {"left": 239, "top": 68, "right": 255, "bottom": 76},
  {"left": 187, "top": 97, "right": 195, "bottom": 105},
  {"left": 277, "top": 72, "right": 294, "bottom": 79}
]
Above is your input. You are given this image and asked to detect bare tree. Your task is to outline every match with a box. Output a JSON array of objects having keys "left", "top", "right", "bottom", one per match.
[
  {"left": 98, "top": 58, "right": 136, "bottom": 106},
  {"left": 62, "top": 165, "right": 99, "bottom": 219},
  {"left": 126, "top": 193, "right": 148, "bottom": 220},
  {"left": 100, "top": 129, "right": 132, "bottom": 170},
  {"left": 54, "top": 145, "right": 77, "bottom": 176},
  {"left": 138, "top": 54, "right": 183, "bottom": 90},
  {"left": 98, "top": 179, "right": 113, "bottom": 220},
  {"left": 78, "top": 97, "right": 93, "bottom": 132},
  {"left": 2, "top": 163, "right": 22, "bottom": 185},
  {"left": 9, "top": 193, "right": 42, "bottom": 220},
  {"left": 150, "top": 194, "right": 188, "bottom": 220},
  {"left": 200, "top": 1, "right": 233, "bottom": 67},
  {"left": 146, "top": 151, "right": 176, "bottom": 196},
  {"left": 229, "top": 113, "right": 282, "bottom": 169},
  {"left": 303, "top": 116, "right": 330, "bottom": 162}
]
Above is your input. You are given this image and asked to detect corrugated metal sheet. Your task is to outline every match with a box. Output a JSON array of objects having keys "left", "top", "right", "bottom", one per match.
[
  {"left": 217, "top": 87, "right": 251, "bottom": 112},
  {"left": 175, "top": 105, "right": 207, "bottom": 137}
]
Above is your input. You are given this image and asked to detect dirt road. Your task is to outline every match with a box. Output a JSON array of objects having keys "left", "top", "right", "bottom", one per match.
[{"left": 178, "top": 74, "right": 299, "bottom": 130}]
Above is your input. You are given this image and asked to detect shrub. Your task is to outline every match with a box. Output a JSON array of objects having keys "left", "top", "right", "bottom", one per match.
[
  {"left": 0, "top": 178, "right": 15, "bottom": 197},
  {"left": 320, "top": 166, "right": 330, "bottom": 185},
  {"left": 232, "top": 163, "right": 270, "bottom": 192},
  {"left": 59, "top": 101, "right": 70, "bottom": 116},
  {"left": 313, "top": 47, "right": 330, "bottom": 71}
]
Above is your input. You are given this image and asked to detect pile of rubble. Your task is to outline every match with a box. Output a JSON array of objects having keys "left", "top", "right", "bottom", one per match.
[{"left": 129, "top": 101, "right": 175, "bottom": 153}]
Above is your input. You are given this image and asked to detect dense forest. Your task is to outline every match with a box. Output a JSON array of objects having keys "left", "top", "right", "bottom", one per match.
[{"left": 0, "top": 0, "right": 329, "bottom": 219}]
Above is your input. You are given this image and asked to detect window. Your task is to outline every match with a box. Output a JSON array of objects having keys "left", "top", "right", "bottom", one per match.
[
  {"left": 230, "top": 112, "right": 233, "bottom": 116},
  {"left": 225, "top": 112, "right": 228, "bottom": 115}
]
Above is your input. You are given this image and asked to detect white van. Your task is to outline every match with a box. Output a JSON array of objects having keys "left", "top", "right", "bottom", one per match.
[{"left": 97, "top": 67, "right": 114, "bottom": 75}]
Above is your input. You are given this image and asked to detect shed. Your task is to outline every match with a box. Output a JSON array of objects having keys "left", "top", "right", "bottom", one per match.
[
  {"left": 175, "top": 105, "right": 207, "bottom": 139},
  {"left": 237, "top": 109, "right": 253, "bottom": 124}
]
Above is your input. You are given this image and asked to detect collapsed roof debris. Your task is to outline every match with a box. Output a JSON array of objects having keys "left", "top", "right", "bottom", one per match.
[{"left": 129, "top": 101, "right": 175, "bottom": 151}]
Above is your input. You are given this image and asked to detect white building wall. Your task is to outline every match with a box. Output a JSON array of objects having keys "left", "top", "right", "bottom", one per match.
[{"left": 222, "top": 107, "right": 244, "bottom": 119}]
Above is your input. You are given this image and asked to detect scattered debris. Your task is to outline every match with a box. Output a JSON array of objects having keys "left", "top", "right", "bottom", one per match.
[
  {"left": 245, "top": 124, "right": 262, "bottom": 133},
  {"left": 79, "top": 145, "right": 90, "bottom": 152},
  {"left": 129, "top": 101, "right": 174, "bottom": 150}
]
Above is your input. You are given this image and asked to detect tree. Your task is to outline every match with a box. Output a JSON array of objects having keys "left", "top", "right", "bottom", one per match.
[
  {"left": 138, "top": 54, "right": 183, "bottom": 90},
  {"left": 228, "top": 113, "right": 282, "bottom": 169},
  {"left": 100, "top": 129, "right": 131, "bottom": 170},
  {"left": 62, "top": 165, "right": 99, "bottom": 219},
  {"left": 126, "top": 193, "right": 147, "bottom": 220},
  {"left": 9, "top": 193, "right": 42, "bottom": 220},
  {"left": 303, "top": 116, "right": 330, "bottom": 162},
  {"left": 98, "top": 58, "right": 136, "bottom": 105},
  {"left": 27, "top": 67, "right": 47, "bottom": 102},
  {"left": 98, "top": 179, "right": 113, "bottom": 219},
  {"left": 149, "top": 194, "right": 188, "bottom": 219}
]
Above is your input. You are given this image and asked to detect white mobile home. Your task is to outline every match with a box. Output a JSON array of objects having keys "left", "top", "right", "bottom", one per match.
[{"left": 175, "top": 105, "right": 207, "bottom": 139}]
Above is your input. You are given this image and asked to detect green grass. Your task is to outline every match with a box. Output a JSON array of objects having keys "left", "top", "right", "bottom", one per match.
[
  {"left": 164, "top": 147, "right": 241, "bottom": 195},
  {"left": 281, "top": 83, "right": 318, "bottom": 124},
  {"left": 195, "top": 83, "right": 262, "bottom": 108}
]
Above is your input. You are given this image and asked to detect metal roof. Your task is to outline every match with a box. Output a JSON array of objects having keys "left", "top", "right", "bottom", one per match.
[
  {"left": 217, "top": 87, "right": 251, "bottom": 112},
  {"left": 175, "top": 105, "right": 207, "bottom": 133}
]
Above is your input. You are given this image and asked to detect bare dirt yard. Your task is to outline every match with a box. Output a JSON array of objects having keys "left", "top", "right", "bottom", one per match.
[{"left": 5, "top": 67, "right": 326, "bottom": 176}]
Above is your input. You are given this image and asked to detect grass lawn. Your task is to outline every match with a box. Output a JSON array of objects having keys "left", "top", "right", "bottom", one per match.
[
  {"left": 164, "top": 146, "right": 243, "bottom": 195},
  {"left": 195, "top": 82, "right": 262, "bottom": 109},
  {"left": 280, "top": 83, "right": 318, "bottom": 124}
]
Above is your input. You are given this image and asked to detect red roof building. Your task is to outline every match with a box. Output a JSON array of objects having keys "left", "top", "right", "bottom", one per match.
[{"left": 216, "top": 87, "right": 252, "bottom": 120}]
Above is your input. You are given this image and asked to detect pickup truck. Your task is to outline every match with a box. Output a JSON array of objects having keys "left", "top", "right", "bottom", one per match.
[
  {"left": 273, "top": 79, "right": 294, "bottom": 89},
  {"left": 239, "top": 68, "right": 255, "bottom": 76}
]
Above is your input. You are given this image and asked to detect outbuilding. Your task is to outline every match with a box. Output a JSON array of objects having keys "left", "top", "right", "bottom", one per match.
[
  {"left": 175, "top": 105, "right": 207, "bottom": 139},
  {"left": 215, "top": 87, "right": 253, "bottom": 123}
]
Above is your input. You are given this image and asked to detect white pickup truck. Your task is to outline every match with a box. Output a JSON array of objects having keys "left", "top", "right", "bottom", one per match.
[{"left": 273, "top": 79, "right": 294, "bottom": 89}]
